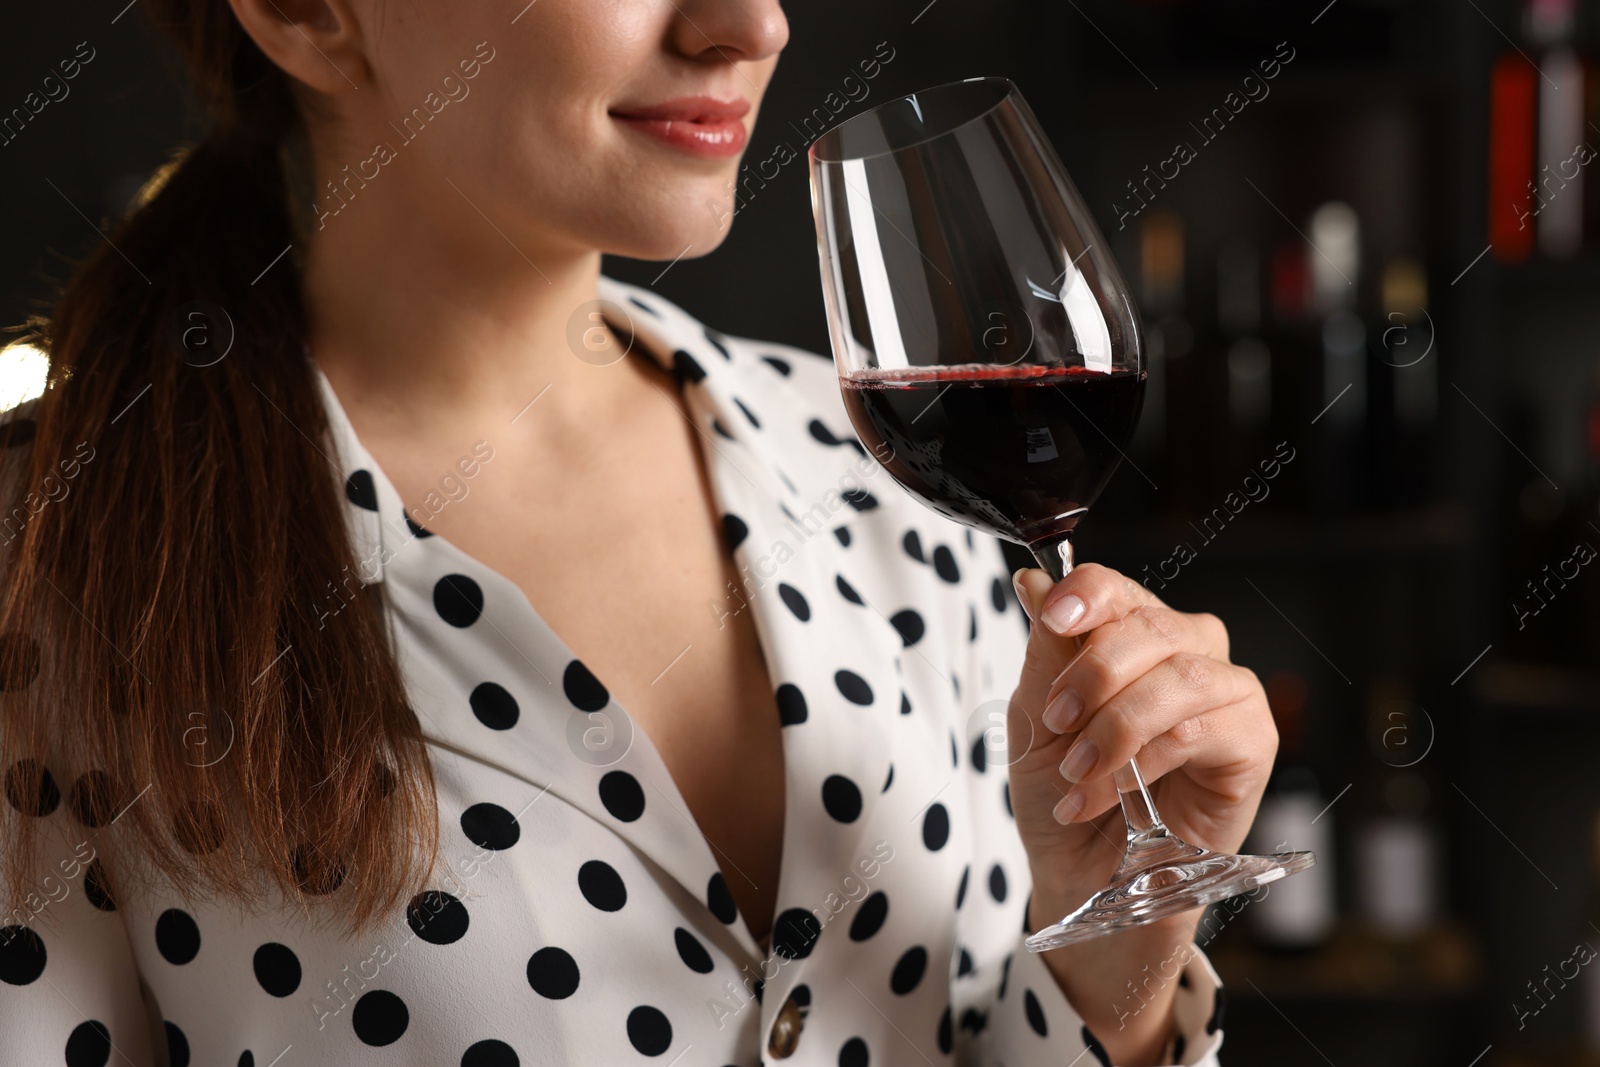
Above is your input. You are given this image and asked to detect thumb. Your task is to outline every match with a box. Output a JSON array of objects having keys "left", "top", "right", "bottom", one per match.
[{"left": 1011, "top": 567, "right": 1084, "bottom": 734}]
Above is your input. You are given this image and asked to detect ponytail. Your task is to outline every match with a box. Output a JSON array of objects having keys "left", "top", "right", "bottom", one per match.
[{"left": 0, "top": 2, "right": 436, "bottom": 931}]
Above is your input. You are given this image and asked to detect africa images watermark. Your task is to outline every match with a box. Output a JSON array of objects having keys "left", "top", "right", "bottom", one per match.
[
  {"left": 1, "top": 39, "right": 97, "bottom": 148},
  {"left": 704, "top": 40, "right": 899, "bottom": 229},
  {"left": 311, "top": 41, "right": 498, "bottom": 229},
  {"left": 1110, "top": 40, "right": 1297, "bottom": 231}
]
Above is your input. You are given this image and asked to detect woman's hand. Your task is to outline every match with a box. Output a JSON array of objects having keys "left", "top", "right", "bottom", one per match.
[{"left": 1005, "top": 563, "right": 1278, "bottom": 1064}]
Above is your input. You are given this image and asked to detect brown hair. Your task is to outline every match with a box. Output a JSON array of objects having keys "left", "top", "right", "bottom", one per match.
[{"left": 0, "top": 1, "right": 436, "bottom": 930}]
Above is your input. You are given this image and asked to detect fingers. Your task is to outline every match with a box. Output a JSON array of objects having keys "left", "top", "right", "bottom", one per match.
[
  {"left": 1040, "top": 604, "right": 1191, "bottom": 734},
  {"left": 1056, "top": 655, "right": 1263, "bottom": 792},
  {"left": 1036, "top": 563, "right": 1231, "bottom": 661}
]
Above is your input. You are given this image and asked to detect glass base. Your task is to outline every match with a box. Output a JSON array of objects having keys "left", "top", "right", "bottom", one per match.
[{"left": 1025, "top": 829, "right": 1316, "bottom": 951}]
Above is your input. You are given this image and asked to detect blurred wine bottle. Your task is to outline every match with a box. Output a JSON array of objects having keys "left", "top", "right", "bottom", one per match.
[
  {"left": 1310, "top": 201, "right": 1366, "bottom": 514},
  {"left": 1354, "top": 675, "right": 1440, "bottom": 940},
  {"left": 1488, "top": 5, "right": 1540, "bottom": 263},
  {"left": 1265, "top": 241, "right": 1314, "bottom": 514},
  {"left": 1219, "top": 239, "right": 1273, "bottom": 484},
  {"left": 1528, "top": 0, "right": 1591, "bottom": 259},
  {"left": 1377, "top": 255, "right": 1436, "bottom": 507},
  {"left": 1248, "top": 669, "right": 1337, "bottom": 951},
  {"left": 1138, "top": 210, "right": 1198, "bottom": 514}
]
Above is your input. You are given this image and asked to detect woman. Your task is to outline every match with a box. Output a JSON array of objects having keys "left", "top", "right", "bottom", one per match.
[{"left": 0, "top": 1, "right": 1278, "bottom": 1064}]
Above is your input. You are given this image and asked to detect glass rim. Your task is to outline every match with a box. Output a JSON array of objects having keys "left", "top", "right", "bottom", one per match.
[{"left": 807, "top": 76, "right": 1018, "bottom": 164}]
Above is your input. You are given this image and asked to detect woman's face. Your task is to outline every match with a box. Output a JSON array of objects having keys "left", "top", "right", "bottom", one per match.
[{"left": 310, "top": 0, "right": 789, "bottom": 262}]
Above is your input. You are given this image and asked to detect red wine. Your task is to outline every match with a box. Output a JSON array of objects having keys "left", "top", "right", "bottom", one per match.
[{"left": 839, "top": 363, "right": 1145, "bottom": 545}]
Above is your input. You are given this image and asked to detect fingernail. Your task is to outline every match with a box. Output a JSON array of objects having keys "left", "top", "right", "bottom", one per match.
[
  {"left": 1041, "top": 593, "right": 1086, "bottom": 635},
  {"left": 1053, "top": 790, "right": 1085, "bottom": 824},
  {"left": 1042, "top": 688, "right": 1084, "bottom": 734},
  {"left": 1060, "top": 736, "right": 1098, "bottom": 783},
  {"left": 1012, "top": 569, "right": 1035, "bottom": 622}
]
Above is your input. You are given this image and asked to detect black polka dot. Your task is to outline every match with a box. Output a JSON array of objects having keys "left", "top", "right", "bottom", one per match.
[
  {"left": 922, "top": 803, "right": 950, "bottom": 851},
  {"left": 1083, "top": 1026, "right": 1111, "bottom": 1066},
  {"left": 1207, "top": 986, "right": 1227, "bottom": 1034},
  {"left": 778, "top": 583, "right": 811, "bottom": 621},
  {"left": 1180, "top": 970, "right": 1191, "bottom": 988},
  {"left": 461, "top": 1039, "right": 518, "bottom": 1067},
  {"left": 563, "top": 659, "right": 609, "bottom": 712},
  {"left": 674, "top": 927, "right": 714, "bottom": 973},
  {"left": 902, "top": 530, "right": 925, "bottom": 563},
  {"left": 970, "top": 736, "right": 989, "bottom": 775},
  {"left": 957, "top": 947, "right": 974, "bottom": 977},
  {"left": 578, "top": 860, "right": 627, "bottom": 912},
  {"left": 291, "top": 848, "right": 346, "bottom": 895},
  {"left": 842, "top": 488, "right": 878, "bottom": 511},
  {"left": 0, "top": 633, "right": 40, "bottom": 690},
  {"left": 627, "top": 1005, "right": 673, "bottom": 1056},
  {"left": 959, "top": 1007, "right": 988, "bottom": 1034},
  {"left": 345, "top": 470, "right": 378, "bottom": 511},
  {"left": 629, "top": 295, "right": 662, "bottom": 317},
  {"left": 968, "top": 604, "right": 978, "bottom": 642},
  {"left": 839, "top": 1037, "right": 869, "bottom": 1067},
  {"left": 4, "top": 759, "right": 58, "bottom": 816},
  {"left": 83, "top": 860, "right": 115, "bottom": 912},
  {"left": 252, "top": 942, "right": 301, "bottom": 996},
  {"left": 460, "top": 802, "right": 520, "bottom": 851},
  {"left": 598, "top": 770, "right": 645, "bottom": 822},
  {"left": 933, "top": 545, "right": 961, "bottom": 583},
  {"left": 707, "top": 873, "right": 737, "bottom": 924},
  {"left": 1024, "top": 989, "right": 1048, "bottom": 1036},
  {"left": 889, "top": 609, "right": 925, "bottom": 646},
  {"left": 165, "top": 1021, "right": 190, "bottom": 1067},
  {"left": 770, "top": 908, "right": 821, "bottom": 960},
  {"left": 890, "top": 946, "right": 927, "bottom": 994},
  {"left": 64, "top": 1020, "right": 110, "bottom": 1067},
  {"left": 173, "top": 801, "right": 226, "bottom": 855},
  {"left": 68, "top": 770, "right": 117, "bottom": 828},
  {"left": 155, "top": 909, "right": 200, "bottom": 965},
  {"left": 433, "top": 574, "right": 484, "bottom": 627},
  {"left": 704, "top": 329, "right": 732, "bottom": 359},
  {"left": 881, "top": 764, "right": 894, "bottom": 792},
  {"left": 809, "top": 419, "right": 845, "bottom": 446},
  {"left": 989, "top": 864, "right": 1009, "bottom": 903},
  {"left": 526, "top": 947, "right": 580, "bottom": 999},
  {"left": 999, "top": 954, "right": 1013, "bottom": 999},
  {"left": 352, "top": 989, "right": 409, "bottom": 1046},
  {"left": 733, "top": 397, "right": 761, "bottom": 428},
  {"left": 1004, "top": 781, "right": 1013, "bottom": 818},
  {"left": 849, "top": 892, "right": 888, "bottom": 941},
  {"left": 712, "top": 417, "right": 734, "bottom": 440},
  {"left": 937, "top": 1006, "right": 953, "bottom": 1054},
  {"left": 761, "top": 354, "right": 792, "bottom": 375},
  {"left": 722, "top": 514, "right": 748, "bottom": 551},
  {"left": 405, "top": 512, "right": 434, "bottom": 538},
  {"left": 0, "top": 925, "right": 46, "bottom": 984},
  {"left": 672, "top": 350, "right": 706, "bottom": 383},
  {"left": 899, "top": 691, "right": 911, "bottom": 716},
  {"left": 776, "top": 683, "right": 808, "bottom": 726},
  {"left": 835, "top": 575, "right": 863, "bottom": 604},
  {"left": 833, "top": 526, "right": 852, "bottom": 547},
  {"left": 469, "top": 682, "right": 519, "bottom": 730},
  {"left": 821, "top": 775, "right": 862, "bottom": 823},
  {"left": 407, "top": 890, "right": 470, "bottom": 945},
  {"left": 949, "top": 730, "right": 959, "bottom": 768},
  {"left": 835, "top": 670, "right": 873, "bottom": 705},
  {"left": 238, "top": 1054, "right": 254, "bottom": 1067},
  {"left": 991, "top": 577, "right": 1008, "bottom": 612},
  {"left": 955, "top": 865, "right": 971, "bottom": 909}
]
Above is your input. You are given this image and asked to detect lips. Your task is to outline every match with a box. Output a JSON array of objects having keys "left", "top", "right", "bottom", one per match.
[{"left": 610, "top": 95, "right": 751, "bottom": 159}]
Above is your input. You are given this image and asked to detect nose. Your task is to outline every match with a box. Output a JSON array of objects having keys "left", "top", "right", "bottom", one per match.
[{"left": 669, "top": 0, "right": 789, "bottom": 65}]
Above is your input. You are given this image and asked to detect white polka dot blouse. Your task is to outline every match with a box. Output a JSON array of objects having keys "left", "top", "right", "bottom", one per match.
[{"left": 0, "top": 274, "right": 1226, "bottom": 1066}]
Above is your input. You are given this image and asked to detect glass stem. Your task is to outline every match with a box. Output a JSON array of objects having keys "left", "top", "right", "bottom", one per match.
[{"left": 1029, "top": 533, "right": 1169, "bottom": 850}]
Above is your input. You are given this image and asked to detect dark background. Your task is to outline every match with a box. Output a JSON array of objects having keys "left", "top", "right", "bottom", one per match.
[{"left": 8, "top": 1, "right": 1600, "bottom": 1065}]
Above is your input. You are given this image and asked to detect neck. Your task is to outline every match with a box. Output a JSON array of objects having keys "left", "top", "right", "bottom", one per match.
[{"left": 298, "top": 152, "right": 652, "bottom": 440}]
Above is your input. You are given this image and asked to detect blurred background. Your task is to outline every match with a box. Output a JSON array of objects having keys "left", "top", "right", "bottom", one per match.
[{"left": 6, "top": 1, "right": 1600, "bottom": 1064}]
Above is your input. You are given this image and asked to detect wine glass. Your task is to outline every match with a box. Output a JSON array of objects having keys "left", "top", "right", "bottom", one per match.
[{"left": 807, "top": 77, "right": 1315, "bottom": 949}]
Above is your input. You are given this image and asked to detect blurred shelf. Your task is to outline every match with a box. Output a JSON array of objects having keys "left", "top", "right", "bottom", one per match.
[
  {"left": 1209, "top": 920, "right": 1484, "bottom": 1002},
  {"left": 1472, "top": 660, "right": 1600, "bottom": 713},
  {"left": 1496, "top": 255, "right": 1600, "bottom": 295},
  {"left": 1489, "top": 1042, "right": 1600, "bottom": 1067},
  {"left": 1084, "top": 502, "right": 1473, "bottom": 565}
]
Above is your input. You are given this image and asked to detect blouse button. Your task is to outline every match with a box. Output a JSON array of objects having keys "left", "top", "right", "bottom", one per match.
[{"left": 767, "top": 988, "right": 810, "bottom": 1059}]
